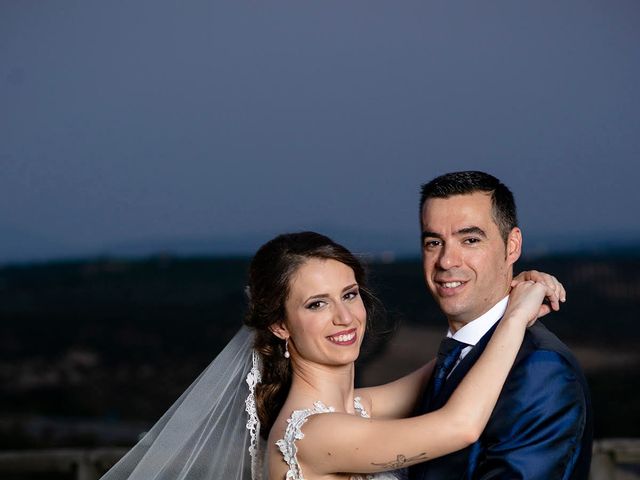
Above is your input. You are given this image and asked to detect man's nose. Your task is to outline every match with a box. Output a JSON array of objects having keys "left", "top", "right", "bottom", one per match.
[{"left": 437, "top": 243, "right": 462, "bottom": 270}]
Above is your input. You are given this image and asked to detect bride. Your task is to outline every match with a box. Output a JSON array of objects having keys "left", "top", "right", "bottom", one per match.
[{"left": 101, "top": 231, "right": 564, "bottom": 480}]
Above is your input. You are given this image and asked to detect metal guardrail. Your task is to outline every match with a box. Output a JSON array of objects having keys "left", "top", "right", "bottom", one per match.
[
  {"left": 591, "top": 439, "right": 640, "bottom": 480},
  {"left": 0, "top": 440, "right": 639, "bottom": 479},
  {"left": 0, "top": 448, "right": 126, "bottom": 480}
]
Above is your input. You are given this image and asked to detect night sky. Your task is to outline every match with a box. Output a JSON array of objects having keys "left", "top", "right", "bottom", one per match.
[{"left": 2, "top": 0, "right": 639, "bottom": 262}]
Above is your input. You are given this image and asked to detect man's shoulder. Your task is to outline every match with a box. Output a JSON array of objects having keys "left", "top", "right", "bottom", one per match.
[
  {"left": 514, "top": 322, "right": 586, "bottom": 381},
  {"left": 523, "top": 321, "right": 568, "bottom": 348},
  {"left": 490, "top": 322, "right": 590, "bottom": 416}
]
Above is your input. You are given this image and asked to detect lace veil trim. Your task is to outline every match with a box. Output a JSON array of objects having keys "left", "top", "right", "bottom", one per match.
[{"left": 245, "top": 349, "right": 263, "bottom": 480}]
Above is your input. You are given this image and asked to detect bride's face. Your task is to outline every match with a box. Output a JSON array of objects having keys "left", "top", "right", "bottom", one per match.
[{"left": 281, "top": 258, "right": 366, "bottom": 367}]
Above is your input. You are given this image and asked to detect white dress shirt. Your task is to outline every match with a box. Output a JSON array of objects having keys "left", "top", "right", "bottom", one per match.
[{"left": 446, "top": 296, "right": 509, "bottom": 374}]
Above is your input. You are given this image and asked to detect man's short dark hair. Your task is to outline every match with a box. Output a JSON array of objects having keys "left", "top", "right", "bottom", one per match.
[{"left": 420, "top": 171, "right": 518, "bottom": 245}]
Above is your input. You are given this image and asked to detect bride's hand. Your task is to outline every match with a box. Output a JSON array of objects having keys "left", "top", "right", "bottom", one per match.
[
  {"left": 511, "top": 270, "right": 565, "bottom": 317},
  {"left": 504, "top": 281, "right": 553, "bottom": 328}
]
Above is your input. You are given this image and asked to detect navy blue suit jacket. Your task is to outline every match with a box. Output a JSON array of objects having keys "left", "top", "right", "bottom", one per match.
[{"left": 409, "top": 322, "right": 593, "bottom": 480}]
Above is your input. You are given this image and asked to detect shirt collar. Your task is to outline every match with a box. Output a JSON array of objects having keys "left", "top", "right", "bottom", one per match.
[{"left": 446, "top": 296, "right": 509, "bottom": 346}]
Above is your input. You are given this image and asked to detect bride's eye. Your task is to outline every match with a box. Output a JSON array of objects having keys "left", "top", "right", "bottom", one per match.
[
  {"left": 343, "top": 289, "right": 359, "bottom": 301},
  {"left": 306, "top": 300, "right": 325, "bottom": 310}
]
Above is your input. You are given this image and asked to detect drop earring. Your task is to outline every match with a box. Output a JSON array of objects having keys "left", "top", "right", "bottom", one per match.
[{"left": 284, "top": 339, "right": 290, "bottom": 359}]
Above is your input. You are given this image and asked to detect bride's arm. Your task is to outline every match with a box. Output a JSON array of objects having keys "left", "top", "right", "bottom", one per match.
[
  {"left": 355, "top": 360, "right": 435, "bottom": 419},
  {"left": 298, "top": 281, "right": 551, "bottom": 476},
  {"left": 355, "top": 270, "right": 564, "bottom": 420}
]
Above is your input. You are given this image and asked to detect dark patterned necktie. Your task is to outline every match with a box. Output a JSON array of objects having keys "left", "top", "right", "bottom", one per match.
[{"left": 428, "top": 337, "right": 469, "bottom": 403}]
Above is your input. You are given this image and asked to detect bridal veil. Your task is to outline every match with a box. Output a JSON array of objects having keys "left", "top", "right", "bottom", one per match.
[{"left": 100, "top": 327, "right": 264, "bottom": 480}]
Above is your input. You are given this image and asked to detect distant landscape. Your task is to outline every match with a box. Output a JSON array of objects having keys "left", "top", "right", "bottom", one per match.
[{"left": 0, "top": 251, "right": 638, "bottom": 450}]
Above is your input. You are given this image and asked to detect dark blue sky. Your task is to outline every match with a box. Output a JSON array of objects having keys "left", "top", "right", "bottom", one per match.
[{"left": 2, "top": 1, "right": 639, "bottom": 262}]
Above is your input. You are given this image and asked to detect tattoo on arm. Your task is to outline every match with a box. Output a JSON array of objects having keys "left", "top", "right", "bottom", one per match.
[{"left": 372, "top": 453, "right": 428, "bottom": 469}]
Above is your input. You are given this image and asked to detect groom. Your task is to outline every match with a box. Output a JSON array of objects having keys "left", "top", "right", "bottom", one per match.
[{"left": 409, "top": 171, "right": 593, "bottom": 480}]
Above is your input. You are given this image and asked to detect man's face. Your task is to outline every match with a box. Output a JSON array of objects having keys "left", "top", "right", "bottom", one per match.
[{"left": 421, "top": 192, "right": 521, "bottom": 331}]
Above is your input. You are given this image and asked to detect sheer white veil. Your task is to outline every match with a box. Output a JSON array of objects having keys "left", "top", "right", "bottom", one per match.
[{"left": 100, "top": 327, "right": 265, "bottom": 480}]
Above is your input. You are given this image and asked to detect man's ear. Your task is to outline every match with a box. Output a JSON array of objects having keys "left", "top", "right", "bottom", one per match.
[
  {"left": 269, "top": 321, "right": 289, "bottom": 340},
  {"left": 506, "top": 227, "right": 522, "bottom": 265}
]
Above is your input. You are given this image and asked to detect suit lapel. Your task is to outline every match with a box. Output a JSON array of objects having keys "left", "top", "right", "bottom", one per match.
[{"left": 431, "top": 322, "right": 500, "bottom": 410}]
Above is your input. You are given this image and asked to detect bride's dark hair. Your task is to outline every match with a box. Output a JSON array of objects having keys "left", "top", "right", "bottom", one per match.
[{"left": 244, "top": 231, "right": 383, "bottom": 439}]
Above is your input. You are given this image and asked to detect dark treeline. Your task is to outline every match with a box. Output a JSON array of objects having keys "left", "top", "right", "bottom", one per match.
[{"left": 0, "top": 253, "right": 638, "bottom": 449}]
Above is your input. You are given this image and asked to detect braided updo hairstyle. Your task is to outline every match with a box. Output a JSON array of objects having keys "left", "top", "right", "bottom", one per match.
[{"left": 244, "top": 231, "right": 382, "bottom": 439}]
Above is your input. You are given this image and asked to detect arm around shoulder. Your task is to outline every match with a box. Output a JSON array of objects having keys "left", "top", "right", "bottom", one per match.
[{"left": 296, "top": 405, "right": 481, "bottom": 477}]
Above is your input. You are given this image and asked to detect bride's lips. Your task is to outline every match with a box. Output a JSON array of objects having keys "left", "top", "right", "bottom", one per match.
[
  {"left": 434, "top": 280, "right": 468, "bottom": 297},
  {"left": 327, "top": 328, "right": 357, "bottom": 346}
]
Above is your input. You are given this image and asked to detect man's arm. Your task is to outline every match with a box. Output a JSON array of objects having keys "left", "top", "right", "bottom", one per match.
[{"left": 469, "top": 350, "right": 588, "bottom": 480}]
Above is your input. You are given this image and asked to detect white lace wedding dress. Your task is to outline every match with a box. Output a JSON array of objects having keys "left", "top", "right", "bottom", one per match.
[{"left": 275, "top": 397, "right": 402, "bottom": 480}]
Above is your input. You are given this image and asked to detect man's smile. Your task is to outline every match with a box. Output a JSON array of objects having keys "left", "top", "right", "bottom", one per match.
[{"left": 434, "top": 279, "right": 468, "bottom": 296}]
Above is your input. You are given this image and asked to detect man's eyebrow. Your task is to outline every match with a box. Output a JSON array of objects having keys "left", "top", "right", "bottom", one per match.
[
  {"left": 421, "top": 231, "right": 442, "bottom": 241},
  {"left": 421, "top": 227, "right": 487, "bottom": 241},
  {"left": 456, "top": 226, "right": 487, "bottom": 237}
]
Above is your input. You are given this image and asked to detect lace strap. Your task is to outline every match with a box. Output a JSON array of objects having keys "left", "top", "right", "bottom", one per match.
[
  {"left": 353, "top": 396, "right": 370, "bottom": 418},
  {"left": 276, "top": 401, "right": 334, "bottom": 480},
  {"left": 245, "top": 349, "right": 263, "bottom": 480}
]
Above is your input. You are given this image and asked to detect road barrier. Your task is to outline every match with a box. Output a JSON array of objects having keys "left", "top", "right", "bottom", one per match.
[{"left": 0, "top": 439, "right": 639, "bottom": 479}]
